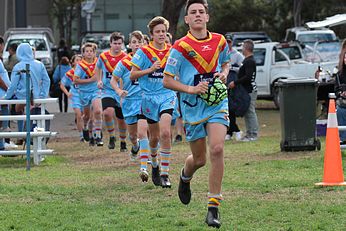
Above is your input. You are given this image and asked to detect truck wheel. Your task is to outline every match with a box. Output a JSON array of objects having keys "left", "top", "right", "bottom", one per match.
[{"left": 272, "top": 85, "right": 280, "bottom": 109}]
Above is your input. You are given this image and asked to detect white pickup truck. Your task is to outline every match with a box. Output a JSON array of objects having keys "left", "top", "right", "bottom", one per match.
[{"left": 252, "top": 42, "right": 338, "bottom": 107}]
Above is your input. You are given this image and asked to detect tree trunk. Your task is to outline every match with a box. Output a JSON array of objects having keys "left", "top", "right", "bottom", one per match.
[
  {"left": 161, "top": 0, "right": 186, "bottom": 40},
  {"left": 293, "top": 0, "right": 304, "bottom": 27}
]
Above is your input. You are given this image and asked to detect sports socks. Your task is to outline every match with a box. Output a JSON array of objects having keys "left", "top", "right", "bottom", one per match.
[
  {"left": 150, "top": 145, "right": 159, "bottom": 168},
  {"left": 181, "top": 168, "right": 193, "bottom": 182},
  {"left": 88, "top": 120, "right": 93, "bottom": 138},
  {"left": 160, "top": 148, "right": 171, "bottom": 176},
  {"left": 93, "top": 119, "right": 102, "bottom": 138},
  {"left": 105, "top": 120, "right": 115, "bottom": 138},
  {"left": 139, "top": 138, "right": 149, "bottom": 171},
  {"left": 207, "top": 193, "right": 223, "bottom": 208},
  {"left": 119, "top": 128, "right": 127, "bottom": 142}
]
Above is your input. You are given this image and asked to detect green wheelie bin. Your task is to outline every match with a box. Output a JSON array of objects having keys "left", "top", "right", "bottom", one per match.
[{"left": 276, "top": 79, "right": 321, "bottom": 151}]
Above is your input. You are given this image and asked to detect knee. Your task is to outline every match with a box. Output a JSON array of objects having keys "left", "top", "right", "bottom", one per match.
[
  {"left": 209, "top": 144, "right": 224, "bottom": 158},
  {"left": 160, "top": 128, "right": 171, "bottom": 141},
  {"left": 94, "top": 109, "right": 102, "bottom": 117},
  {"left": 150, "top": 135, "right": 159, "bottom": 145},
  {"left": 129, "top": 133, "right": 137, "bottom": 143}
]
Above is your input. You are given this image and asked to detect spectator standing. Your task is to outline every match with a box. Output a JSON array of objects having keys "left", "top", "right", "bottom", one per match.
[
  {"left": 4, "top": 43, "right": 19, "bottom": 77},
  {"left": 4, "top": 43, "right": 50, "bottom": 145},
  {"left": 229, "top": 39, "right": 259, "bottom": 141},
  {"left": 225, "top": 34, "right": 244, "bottom": 141},
  {"left": 0, "top": 36, "right": 4, "bottom": 61},
  {"left": 52, "top": 56, "right": 71, "bottom": 112},
  {"left": 0, "top": 60, "right": 11, "bottom": 150},
  {"left": 335, "top": 46, "right": 346, "bottom": 144}
]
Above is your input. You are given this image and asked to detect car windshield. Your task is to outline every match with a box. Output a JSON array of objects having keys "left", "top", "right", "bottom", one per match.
[
  {"left": 303, "top": 41, "right": 341, "bottom": 62},
  {"left": 7, "top": 38, "right": 47, "bottom": 51},
  {"left": 278, "top": 46, "right": 302, "bottom": 60},
  {"left": 298, "top": 33, "right": 335, "bottom": 43}
]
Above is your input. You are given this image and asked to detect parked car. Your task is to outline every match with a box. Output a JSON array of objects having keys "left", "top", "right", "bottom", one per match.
[
  {"left": 284, "top": 27, "right": 337, "bottom": 47},
  {"left": 225, "top": 31, "right": 272, "bottom": 47},
  {"left": 247, "top": 42, "right": 337, "bottom": 108},
  {"left": 80, "top": 32, "right": 126, "bottom": 56},
  {"left": 2, "top": 27, "right": 57, "bottom": 75}
]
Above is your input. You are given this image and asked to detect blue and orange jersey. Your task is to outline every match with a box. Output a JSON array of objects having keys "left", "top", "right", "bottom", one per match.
[
  {"left": 97, "top": 50, "right": 126, "bottom": 100},
  {"left": 74, "top": 58, "right": 98, "bottom": 92},
  {"left": 164, "top": 31, "right": 230, "bottom": 125},
  {"left": 113, "top": 53, "right": 142, "bottom": 99},
  {"left": 131, "top": 42, "right": 173, "bottom": 95}
]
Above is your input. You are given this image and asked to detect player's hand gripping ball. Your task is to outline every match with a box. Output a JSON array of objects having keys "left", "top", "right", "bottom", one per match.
[{"left": 200, "top": 78, "right": 227, "bottom": 106}]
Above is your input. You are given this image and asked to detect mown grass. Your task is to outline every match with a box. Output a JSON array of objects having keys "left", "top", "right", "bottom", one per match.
[{"left": 0, "top": 105, "right": 345, "bottom": 230}]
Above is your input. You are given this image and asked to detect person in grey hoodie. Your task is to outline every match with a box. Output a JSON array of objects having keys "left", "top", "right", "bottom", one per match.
[{"left": 3, "top": 43, "right": 50, "bottom": 141}]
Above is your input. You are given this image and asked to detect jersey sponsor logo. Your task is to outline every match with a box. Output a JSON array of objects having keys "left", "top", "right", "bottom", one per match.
[
  {"left": 201, "top": 45, "right": 212, "bottom": 51},
  {"left": 148, "top": 68, "right": 164, "bottom": 79},
  {"left": 167, "top": 57, "right": 178, "bottom": 67}
]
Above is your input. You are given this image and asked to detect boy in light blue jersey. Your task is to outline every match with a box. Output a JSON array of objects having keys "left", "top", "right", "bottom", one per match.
[
  {"left": 163, "top": 0, "right": 230, "bottom": 228},
  {"left": 112, "top": 31, "right": 150, "bottom": 182},
  {"left": 130, "top": 16, "right": 176, "bottom": 188},
  {"left": 60, "top": 54, "right": 85, "bottom": 142},
  {"left": 4, "top": 43, "right": 50, "bottom": 141},
  {"left": 0, "top": 60, "right": 11, "bottom": 150},
  {"left": 74, "top": 42, "right": 103, "bottom": 146},
  {"left": 95, "top": 32, "right": 127, "bottom": 150}
]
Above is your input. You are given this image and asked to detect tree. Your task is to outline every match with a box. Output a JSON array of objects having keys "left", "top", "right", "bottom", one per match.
[
  {"left": 293, "top": 0, "right": 304, "bottom": 27},
  {"left": 161, "top": 0, "right": 186, "bottom": 40},
  {"left": 50, "top": 0, "right": 83, "bottom": 47}
]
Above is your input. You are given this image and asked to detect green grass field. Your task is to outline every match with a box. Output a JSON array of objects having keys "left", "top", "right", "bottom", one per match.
[{"left": 0, "top": 105, "right": 345, "bottom": 230}]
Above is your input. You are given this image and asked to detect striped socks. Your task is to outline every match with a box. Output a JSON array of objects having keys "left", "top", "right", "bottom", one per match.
[
  {"left": 105, "top": 120, "right": 115, "bottom": 138},
  {"left": 139, "top": 138, "right": 149, "bottom": 171},
  {"left": 150, "top": 145, "right": 159, "bottom": 168},
  {"left": 88, "top": 120, "right": 93, "bottom": 138},
  {"left": 93, "top": 119, "right": 102, "bottom": 138},
  {"left": 207, "top": 193, "right": 223, "bottom": 208},
  {"left": 119, "top": 128, "right": 127, "bottom": 142},
  {"left": 160, "top": 148, "right": 171, "bottom": 176}
]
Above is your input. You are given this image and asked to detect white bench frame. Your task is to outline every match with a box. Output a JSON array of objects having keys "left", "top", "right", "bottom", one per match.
[{"left": 0, "top": 98, "right": 58, "bottom": 164}]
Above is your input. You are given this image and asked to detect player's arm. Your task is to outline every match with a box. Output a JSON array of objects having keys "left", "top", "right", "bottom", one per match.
[
  {"left": 130, "top": 61, "right": 160, "bottom": 81},
  {"left": 60, "top": 76, "right": 71, "bottom": 97},
  {"left": 163, "top": 73, "right": 208, "bottom": 95},
  {"left": 73, "top": 74, "right": 96, "bottom": 84},
  {"left": 94, "top": 67, "right": 103, "bottom": 88},
  {"left": 213, "top": 62, "right": 230, "bottom": 84},
  {"left": 111, "top": 75, "right": 127, "bottom": 98}
]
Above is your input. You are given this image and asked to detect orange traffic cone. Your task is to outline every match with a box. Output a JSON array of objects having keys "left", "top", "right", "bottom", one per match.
[{"left": 315, "top": 99, "right": 346, "bottom": 186}]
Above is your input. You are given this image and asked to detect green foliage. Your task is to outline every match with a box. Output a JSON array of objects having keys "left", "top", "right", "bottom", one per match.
[{"left": 206, "top": 0, "right": 346, "bottom": 41}]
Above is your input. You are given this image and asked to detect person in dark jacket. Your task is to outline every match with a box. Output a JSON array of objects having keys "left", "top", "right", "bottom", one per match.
[
  {"left": 229, "top": 39, "right": 259, "bottom": 141},
  {"left": 335, "top": 48, "right": 346, "bottom": 144}
]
